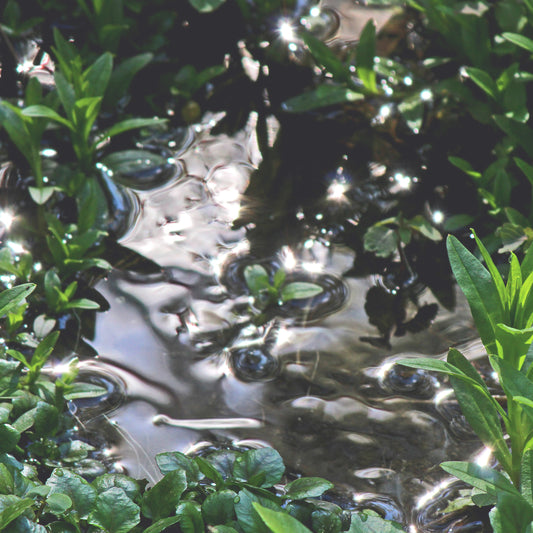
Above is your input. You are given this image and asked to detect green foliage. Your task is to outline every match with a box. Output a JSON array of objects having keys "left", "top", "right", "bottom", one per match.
[
  {"left": 243, "top": 264, "right": 323, "bottom": 321},
  {"left": 363, "top": 215, "right": 442, "bottom": 258},
  {"left": 399, "top": 233, "right": 533, "bottom": 530}
]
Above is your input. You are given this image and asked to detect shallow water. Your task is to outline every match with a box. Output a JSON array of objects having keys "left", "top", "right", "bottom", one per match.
[{"left": 76, "top": 109, "right": 490, "bottom": 531}]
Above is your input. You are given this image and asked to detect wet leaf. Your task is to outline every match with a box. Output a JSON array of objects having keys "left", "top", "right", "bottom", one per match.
[
  {"left": 235, "top": 489, "right": 282, "bottom": 533},
  {"left": 46, "top": 493, "right": 72, "bottom": 514},
  {"left": 364, "top": 226, "right": 398, "bottom": 257},
  {"left": 0, "top": 424, "right": 20, "bottom": 453},
  {"left": 233, "top": 448, "right": 284, "bottom": 488},
  {"left": 46, "top": 469, "right": 97, "bottom": 520},
  {"left": 284, "top": 477, "right": 334, "bottom": 500},
  {"left": 348, "top": 510, "right": 404, "bottom": 532},
  {"left": 156, "top": 452, "right": 200, "bottom": 485},
  {"left": 202, "top": 489, "right": 237, "bottom": 525},
  {"left": 244, "top": 265, "right": 270, "bottom": 296},
  {"left": 28, "top": 186, "right": 57, "bottom": 205},
  {"left": 447, "top": 235, "right": 503, "bottom": 355},
  {"left": 301, "top": 32, "right": 351, "bottom": 84},
  {"left": 252, "top": 503, "right": 312, "bottom": 533},
  {"left": 141, "top": 469, "right": 187, "bottom": 521},
  {"left": 409, "top": 216, "right": 441, "bottom": 241},
  {"left": 64, "top": 382, "right": 107, "bottom": 400},
  {"left": 502, "top": 32, "right": 533, "bottom": 53},
  {"left": 356, "top": 20, "right": 377, "bottom": 93},
  {"left": 280, "top": 282, "right": 323, "bottom": 303},
  {"left": 0, "top": 284, "right": 35, "bottom": 317},
  {"left": 0, "top": 498, "right": 34, "bottom": 530},
  {"left": 449, "top": 156, "right": 482, "bottom": 178},
  {"left": 92, "top": 474, "right": 141, "bottom": 501},
  {"left": 176, "top": 501, "right": 204, "bottom": 533},
  {"left": 451, "top": 369, "right": 512, "bottom": 471},
  {"left": 88, "top": 487, "right": 140, "bottom": 533},
  {"left": 465, "top": 67, "right": 498, "bottom": 100},
  {"left": 282, "top": 86, "right": 364, "bottom": 113},
  {"left": 105, "top": 117, "right": 165, "bottom": 139}
]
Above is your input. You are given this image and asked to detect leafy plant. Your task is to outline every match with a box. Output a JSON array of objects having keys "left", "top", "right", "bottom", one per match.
[
  {"left": 244, "top": 264, "right": 323, "bottom": 316},
  {"left": 399, "top": 231, "right": 533, "bottom": 531},
  {"left": 21, "top": 29, "right": 162, "bottom": 175},
  {"left": 363, "top": 215, "right": 442, "bottom": 258}
]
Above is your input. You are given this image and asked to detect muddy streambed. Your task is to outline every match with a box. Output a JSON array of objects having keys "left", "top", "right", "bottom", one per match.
[{"left": 66, "top": 111, "right": 489, "bottom": 531}]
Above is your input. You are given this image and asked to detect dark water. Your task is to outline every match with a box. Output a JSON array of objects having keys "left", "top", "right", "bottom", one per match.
[{"left": 74, "top": 109, "right": 489, "bottom": 531}]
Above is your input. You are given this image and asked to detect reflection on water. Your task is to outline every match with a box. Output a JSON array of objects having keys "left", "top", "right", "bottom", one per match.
[{"left": 80, "top": 108, "right": 487, "bottom": 531}]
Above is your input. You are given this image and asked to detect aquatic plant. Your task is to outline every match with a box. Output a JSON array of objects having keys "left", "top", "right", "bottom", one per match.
[
  {"left": 400, "top": 231, "right": 533, "bottom": 531},
  {"left": 244, "top": 264, "right": 323, "bottom": 324}
]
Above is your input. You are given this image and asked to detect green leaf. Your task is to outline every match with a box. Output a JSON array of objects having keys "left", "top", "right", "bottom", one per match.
[
  {"left": 471, "top": 230, "right": 507, "bottom": 318},
  {"left": 502, "top": 32, "right": 533, "bottom": 53},
  {"left": 356, "top": 20, "right": 377, "bottom": 93},
  {"left": 32, "top": 331, "right": 60, "bottom": 372},
  {"left": 490, "top": 492, "right": 533, "bottom": 533},
  {"left": 194, "top": 456, "right": 224, "bottom": 487},
  {"left": 141, "top": 516, "right": 181, "bottom": 533},
  {"left": 347, "top": 511, "right": 404, "bottom": 532},
  {"left": 88, "top": 487, "right": 140, "bottom": 533},
  {"left": 449, "top": 156, "right": 482, "bottom": 178},
  {"left": 301, "top": 32, "right": 351, "bottom": 85},
  {"left": 311, "top": 508, "right": 342, "bottom": 533},
  {"left": 521, "top": 449, "right": 533, "bottom": 500},
  {"left": 282, "top": 85, "right": 364, "bottom": 113},
  {"left": 202, "top": 490, "right": 237, "bottom": 525},
  {"left": 450, "top": 373, "right": 511, "bottom": 472},
  {"left": 364, "top": 226, "right": 398, "bottom": 257},
  {"left": 141, "top": 469, "right": 187, "bottom": 521},
  {"left": 188, "top": 0, "right": 226, "bottom": 12},
  {"left": 46, "top": 492, "right": 73, "bottom": 514},
  {"left": 409, "top": 215, "right": 442, "bottom": 241},
  {"left": 280, "top": 282, "right": 323, "bottom": 303},
  {"left": 441, "top": 461, "right": 520, "bottom": 498},
  {"left": 465, "top": 67, "right": 499, "bottom": 100},
  {"left": 491, "top": 356, "right": 533, "bottom": 428},
  {"left": 0, "top": 498, "right": 34, "bottom": 530},
  {"left": 46, "top": 469, "right": 97, "bottom": 519},
  {"left": 0, "top": 284, "right": 35, "bottom": 317},
  {"left": 284, "top": 477, "right": 334, "bottom": 500},
  {"left": 84, "top": 53, "right": 113, "bottom": 98},
  {"left": 176, "top": 501, "right": 204, "bottom": 533},
  {"left": 64, "top": 298, "right": 101, "bottom": 310},
  {"left": 233, "top": 448, "right": 285, "bottom": 488},
  {"left": 0, "top": 424, "right": 20, "bottom": 453},
  {"left": 156, "top": 451, "right": 200, "bottom": 485},
  {"left": 34, "top": 402, "right": 59, "bottom": 437},
  {"left": 63, "top": 382, "right": 107, "bottom": 400},
  {"left": 244, "top": 265, "right": 270, "bottom": 296},
  {"left": 252, "top": 503, "right": 313, "bottom": 533},
  {"left": 92, "top": 474, "right": 141, "bottom": 501},
  {"left": 235, "top": 489, "right": 282, "bottom": 533},
  {"left": 22, "top": 105, "right": 72, "bottom": 129},
  {"left": 105, "top": 53, "right": 153, "bottom": 108},
  {"left": 105, "top": 118, "right": 165, "bottom": 139},
  {"left": 28, "top": 186, "right": 56, "bottom": 205},
  {"left": 447, "top": 235, "right": 503, "bottom": 355},
  {"left": 494, "top": 324, "right": 533, "bottom": 369},
  {"left": 494, "top": 115, "right": 533, "bottom": 156}
]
